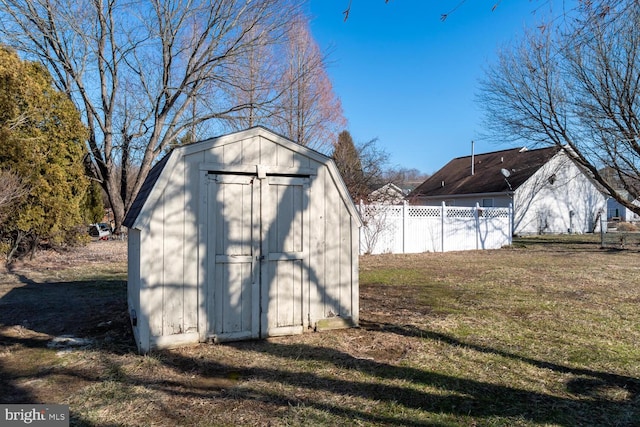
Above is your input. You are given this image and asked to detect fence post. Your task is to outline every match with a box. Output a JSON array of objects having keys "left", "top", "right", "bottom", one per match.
[
  {"left": 509, "top": 202, "right": 513, "bottom": 245},
  {"left": 600, "top": 210, "right": 606, "bottom": 248},
  {"left": 475, "top": 203, "right": 480, "bottom": 250},
  {"left": 358, "top": 200, "right": 362, "bottom": 255},
  {"left": 402, "top": 201, "right": 408, "bottom": 254},
  {"left": 441, "top": 201, "right": 446, "bottom": 253}
]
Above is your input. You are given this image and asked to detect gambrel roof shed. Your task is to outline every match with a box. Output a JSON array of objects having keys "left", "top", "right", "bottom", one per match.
[{"left": 124, "top": 127, "right": 361, "bottom": 353}]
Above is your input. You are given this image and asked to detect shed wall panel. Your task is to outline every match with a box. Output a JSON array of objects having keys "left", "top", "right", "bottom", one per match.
[
  {"left": 276, "top": 143, "right": 294, "bottom": 167},
  {"left": 323, "top": 169, "right": 341, "bottom": 318},
  {"left": 224, "top": 139, "right": 243, "bottom": 165},
  {"left": 260, "top": 135, "right": 277, "bottom": 165},
  {"left": 350, "top": 218, "right": 359, "bottom": 324},
  {"left": 338, "top": 211, "right": 351, "bottom": 317},
  {"left": 307, "top": 166, "right": 326, "bottom": 323},
  {"left": 242, "top": 136, "right": 260, "bottom": 165},
  {"left": 127, "top": 229, "right": 141, "bottom": 344},
  {"left": 127, "top": 230, "right": 141, "bottom": 314},
  {"left": 141, "top": 204, "right": 165, "bottom": 337},
  {"left": 206, "top": 145, "right": 224, "bottom": 164},
  {"left": 293, "top": 151, "right": 310, "bottom": 170},
  {"left": 183, "top": 154, "right": 203, "bottom": 333},
  {"left": 161, "top": 162, "right": 186, "bottom": 336}
]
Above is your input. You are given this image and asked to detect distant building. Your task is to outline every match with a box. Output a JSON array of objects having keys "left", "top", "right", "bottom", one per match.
[
  {"left": 409, "top": 146, "right": 607, "bottom": 235},
  {"left": 367, "top": 183, "right": 406, "bottom": 205}
]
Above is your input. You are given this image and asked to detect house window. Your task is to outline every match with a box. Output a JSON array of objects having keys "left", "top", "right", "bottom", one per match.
[{"left": 482, "top": 198, "right": 494, "bottom": 207}]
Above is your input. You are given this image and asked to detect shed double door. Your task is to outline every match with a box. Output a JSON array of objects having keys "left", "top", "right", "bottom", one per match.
[{"left": 206, "top": 173, "right": 309, "bottom": 342}]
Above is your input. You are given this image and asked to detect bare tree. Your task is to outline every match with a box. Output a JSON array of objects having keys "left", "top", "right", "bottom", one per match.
[
  {"left": 479, "top": 0, "right": 640, "bottom": 216},
  {"left": 0, "top": 0, "right": 300, "bottom": 231},
  {"left": 273, "top": 14, "right": 346, "bottom": 153},
  {"left": 383, "top": 167, "right": 430, "bottom": 192},
  {"left": 358, "top": 203, "right": 394, "bottom": 255},
  {"left": 223, "top": 24, "right": 281, "bottom": 131}
]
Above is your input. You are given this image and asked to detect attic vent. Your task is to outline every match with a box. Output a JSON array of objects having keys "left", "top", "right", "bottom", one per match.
[{"left": 519, "top": 147, "right": 528, "bottom": 152}]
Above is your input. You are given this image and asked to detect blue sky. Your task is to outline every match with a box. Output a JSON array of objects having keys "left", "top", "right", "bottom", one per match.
[{"left": 307, "top": 1, "right": 561, "bottom": 174}]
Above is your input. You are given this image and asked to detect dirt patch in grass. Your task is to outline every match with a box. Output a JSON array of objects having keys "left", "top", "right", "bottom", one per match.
[{"left": 1, "top": 237, "right": 640, "bottom": 426}]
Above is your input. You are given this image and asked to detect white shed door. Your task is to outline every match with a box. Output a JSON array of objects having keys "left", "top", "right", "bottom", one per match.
[
  {"left": 207, "top": 173, "right": 309, "bottom": 341},
  {"left": 207, "top": 174, "right": 260, "bottom": 341},
  {"left": 261, "top": 176, "right": 309, "bottom": 337}
]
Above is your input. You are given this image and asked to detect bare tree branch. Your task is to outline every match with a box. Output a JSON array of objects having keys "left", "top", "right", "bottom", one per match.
[
  {"left": 0, "top": 0, "right": 301, "bottom": 230},
  {"left": 0, "top": 169, "right": 29, "bottom": 224},
  {"left": 480, "top": 0, "right": 640, "bottom": 216}
]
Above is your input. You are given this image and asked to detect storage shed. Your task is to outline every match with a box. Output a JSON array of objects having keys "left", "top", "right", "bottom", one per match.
[{"left": 123, "top": 127, "right": 361, "bottom": 353}]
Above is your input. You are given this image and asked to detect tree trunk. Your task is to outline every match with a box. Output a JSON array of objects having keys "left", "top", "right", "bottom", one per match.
[
  {"left": 28, "top": 235, "right": 39, "bottom": 260},
  {"left": 6, "top": 230, "right": 25, "bottom": 264},
  {"left": 104, "top": 171, "right": 126, "bottom": 234}
]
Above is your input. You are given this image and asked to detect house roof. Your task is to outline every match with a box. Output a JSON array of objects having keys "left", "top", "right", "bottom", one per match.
[
  {"left": 409, "top": 146, "right": 561, "bottom": 198},
  {"left": 368, "top": 183, "right": 406, "bottom": 203}
]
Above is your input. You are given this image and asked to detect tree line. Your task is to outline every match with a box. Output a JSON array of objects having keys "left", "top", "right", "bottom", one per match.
[
  {"left": 0, "top": 46, "right": 101, "bottom": 260},
  {"left": 0, "top": 0, "right": 424, "bottom": 262},
  {"left": 0, "top": 0, "right": 346, "bottom": 237},
  {"left": 9, "top": 0, "right": 632, "bottom": 261}
]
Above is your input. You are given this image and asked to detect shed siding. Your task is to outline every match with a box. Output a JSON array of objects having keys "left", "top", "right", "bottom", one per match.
[
  {"left": 350, "top": 218, "right": 360, "bottom": 324},
  {"left": 185, "top": 152, "right": 205, "bottom": 338},
  {"left": 127, "top": 229, "right": 142, "bottom": 345},
  {"left": 183, "top": 154, "right": 202, "bottom": 334},
  {"left": 308, "top": 164, "right": 326, "bottom": 323},
  {"left": 323, "top": 164, "right": 346, "bottom": 318},
  {"left": 129, "top": 127, "right": 359, "bottom": 352},
  {"left": 339, "top": 211, "right": 351, "bottom": 316},
  {"left": 162, "top": 161, "right": 185, "bottom": 336}
]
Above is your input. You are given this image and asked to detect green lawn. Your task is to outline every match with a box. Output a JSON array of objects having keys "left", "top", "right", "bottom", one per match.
[{"left": 0, "top": 237, "right": 639, "bottom": 426}]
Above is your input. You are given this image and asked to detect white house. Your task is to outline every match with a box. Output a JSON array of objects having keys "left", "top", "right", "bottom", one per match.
[
  {"left": 123, "top": 127, "right": 361, "bottom": 353},
  {"left": 408, "top": 146, "right": 607, "bottom": 235}
]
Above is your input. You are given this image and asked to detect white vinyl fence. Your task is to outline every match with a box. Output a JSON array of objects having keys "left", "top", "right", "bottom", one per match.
[{"left": 358, "top": 203, "right": 513, "bottom": 254}]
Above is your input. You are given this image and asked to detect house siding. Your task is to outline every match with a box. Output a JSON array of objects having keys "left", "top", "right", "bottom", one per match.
[{"left": 513, "top": 153, "right": 606, "bottom": 234}]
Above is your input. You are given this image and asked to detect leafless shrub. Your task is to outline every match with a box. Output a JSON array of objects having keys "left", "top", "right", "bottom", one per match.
[{"left": 0, "top": 169, "right": 28, "bottom": 224}]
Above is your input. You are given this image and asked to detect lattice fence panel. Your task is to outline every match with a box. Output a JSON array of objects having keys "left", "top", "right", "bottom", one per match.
[{"left": 358, "top": 204, "right": 512, "bottom": 254}]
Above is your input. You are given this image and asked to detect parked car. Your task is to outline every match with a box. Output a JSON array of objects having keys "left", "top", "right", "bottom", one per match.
[{"left": 88, "top": 223, "right": 111, "bottom": 239}]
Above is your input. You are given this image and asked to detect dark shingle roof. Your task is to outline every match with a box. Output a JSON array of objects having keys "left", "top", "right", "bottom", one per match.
[
  {"left": 123, "top": 152, "right": 172, "bottom": 228},
  {"left": 409, "top": 146, "right": 560, "bottom": 198}
]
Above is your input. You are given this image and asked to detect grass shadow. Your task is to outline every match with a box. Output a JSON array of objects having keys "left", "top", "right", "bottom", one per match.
[
  {"left": 147, "top": 332, "right": 639, "bottom": 427},
  {"left": 0, "top": 274, "right": 134, "bottom": 352}
]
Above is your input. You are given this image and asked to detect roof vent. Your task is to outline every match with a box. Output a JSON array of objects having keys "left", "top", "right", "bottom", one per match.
[
  {"left": 441, "top": 180, "right": 445, "bottom": 187},
  {"left": 501, "top": 156, "right": 504, "bottom": 162},
  {"left": 519, "top": 147, "right": 528, "bottom": 152}
]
